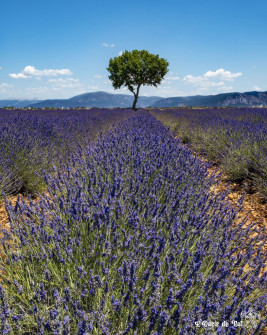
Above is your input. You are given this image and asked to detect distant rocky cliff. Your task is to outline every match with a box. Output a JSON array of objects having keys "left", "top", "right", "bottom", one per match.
[
  {"left": 216, "top": 92, "right": 267, "bottom": 106},
  {"left": 151, "top": 91, "right": 267, "bottom": 107}
]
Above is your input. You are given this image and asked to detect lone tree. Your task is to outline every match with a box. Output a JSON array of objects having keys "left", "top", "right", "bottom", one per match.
[{"left": 107, "top": 50, "right": 169, "bottom": 110}]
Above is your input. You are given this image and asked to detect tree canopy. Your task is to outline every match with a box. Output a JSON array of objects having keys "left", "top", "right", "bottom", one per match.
[{"left": 107, "top": 50, "right": 169, "bottom": 110}]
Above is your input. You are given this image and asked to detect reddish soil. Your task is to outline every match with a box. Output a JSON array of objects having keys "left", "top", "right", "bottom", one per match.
[
  {"left": 0, "top": 196, "right": 18, "bottom": 232},
  {"left": 174, "top": 135, "right": 267, "bottom": 230},
  {"left": 208, "top": 168, "right": 267, "bottom": 229}
]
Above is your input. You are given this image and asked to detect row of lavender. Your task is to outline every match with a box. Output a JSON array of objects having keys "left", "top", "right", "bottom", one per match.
[
  {"left": 151, "top": 108, "right": 267, "bottom": 201},
  {"left": 0, "top": 108, "right": 133, "bottom": 197},
  {"left": 1, "top": 112, "right": 266, "bottom": 334}
]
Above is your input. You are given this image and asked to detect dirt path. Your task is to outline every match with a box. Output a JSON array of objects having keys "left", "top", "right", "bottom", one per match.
[
  {"left": 173, "top": 136, "right": 267, "bottom": 229},
  {"left": 208, "top": 167, "right": 267, "bottom": 229},
  {"left": 0, "top": 196, "right": 17, "bottom": 231}
]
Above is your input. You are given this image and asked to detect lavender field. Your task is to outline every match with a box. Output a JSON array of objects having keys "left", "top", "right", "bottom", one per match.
[
  {"left": 0, "top": 109, "right": 266, "bottom": 334},
  {"left": 0, "top": 108, "right": 133, "bottom": 197},
  {"left": 151, "top": 108, "right": 267, "bottom": 201}
]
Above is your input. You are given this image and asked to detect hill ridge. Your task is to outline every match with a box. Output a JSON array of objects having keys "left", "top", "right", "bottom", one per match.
[{"left": 0, "top": 90, "right": 267, "bottom": 108}]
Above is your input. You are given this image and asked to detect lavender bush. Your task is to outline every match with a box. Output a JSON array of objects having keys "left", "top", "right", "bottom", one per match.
[
  {"left": 1, "top": 112, "right": 266, "bottom": 334},
  {"left": 150, "top": 108, "right": 267, "bottom": 201},
  {"left": 0, "top": 108, "right": 133, "bottom": 196}
]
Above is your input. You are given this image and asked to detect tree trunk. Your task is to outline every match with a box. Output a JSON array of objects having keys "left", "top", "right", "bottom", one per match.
[
  {"left": 132, "top": 94, "right": 138, "bottom": 111},
  {"left": 132, "top": 85, "right": 141, "bottom": 110}
]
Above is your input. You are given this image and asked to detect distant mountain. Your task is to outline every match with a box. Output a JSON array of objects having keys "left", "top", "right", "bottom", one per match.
[
  {"left": 29, "top": 92, "right": 161, "bottom": 108},
  {"left": 0, "top": 91, "right": 267, "bottom": 109},
  {"left": 0, "top": 99, "right": 41, "bottom": 108},
  {"left": 150, "top": 91, "right": 267, "bottom": 107}
]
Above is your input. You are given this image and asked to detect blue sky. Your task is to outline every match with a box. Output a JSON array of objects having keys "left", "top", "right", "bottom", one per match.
[{"left": 1, "top": 0, "right": 267, "bottom": 99}]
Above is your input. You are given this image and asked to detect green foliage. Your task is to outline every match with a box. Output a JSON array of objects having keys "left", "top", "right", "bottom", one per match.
[
  {"left": 12, "top": 149, "right": 48, "bottom": 196},
  {"left": 151, "top": 108, "right": 267, "bottom": 200},
  {"left": 107, "top": 50, "right": 169, "bottom": 110}
]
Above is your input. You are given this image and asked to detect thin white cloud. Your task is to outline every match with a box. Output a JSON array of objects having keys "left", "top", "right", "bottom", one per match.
[
  {"left": 165, "top": 75, "right": 180, "bottom": 81},
  {"left": 47, "top": 77, "right": 81, "bottom": 88},
  {"left": 136, "top": 84, "right": 185, "bottom": 98},
  {"left": 9, "top": 73, "right": 28, "bottom": 79},
  {"left": 25, "top": 86, "right": 49, "bottom": 94},
  {"left": 88, "top": 86, "right": 99, "bottom": 90},
  {"left": 102, "top": 43, "right": 115, "bottom": 48},
  {"left": 0, "top": 82, "right": 14, "bottom": 93},
  {"left": 0, "top": 67, "right": 2, "bottom": 70},
  {"left": 9, "top": 65, "right": 72, "bottom": 79},
  {"left": 24, "top": 80, "right": 86, "bottom": 98},
  {"left": 221, "top": 86, "right": 233, "bottom": 92},
  {"left": 93, "top": 75, "right": 103, "bottom": 79},
  {"left": 0, "top": 83, "right": 13, "bottom": 89},
  {"left": 253, "top": 85, "right": 262, "bottom": 91},
  {"left": 118, "top": 51, "right": 123, "bottom": 56},
  {"left": 183, "top": 68, "right": 241, "bottom": 91},
  {"left": 183, "top": 75, "right": 224, "bottom": 88},
  {"left": 183, "top": 74, "right": 202, "bottom": 84},
  {"left": 48, "top": 78, "right": 78, "bottom": 83},
  {"left": 195, "top": 85, "right": 233, "bottom": 94},
  {"left": 203, "top": 68, "right": 242, "bottom": 81}
]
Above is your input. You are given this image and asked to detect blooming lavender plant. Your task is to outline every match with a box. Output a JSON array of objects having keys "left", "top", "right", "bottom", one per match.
[
  {"left": 0, "top": 111, "right": 266, "bottom": 334},
  {"left": 0, "top": 108, "right": 133, "bottom": 196},
  {"left": 151, "top": 107, "right": 267, "bottom": 200}
]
